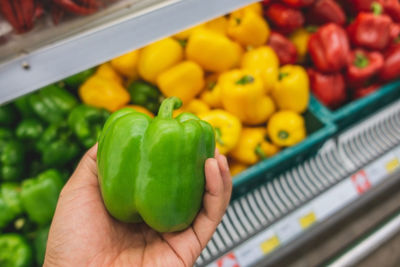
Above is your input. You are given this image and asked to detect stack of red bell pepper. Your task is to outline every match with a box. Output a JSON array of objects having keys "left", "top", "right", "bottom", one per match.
[{"left": 262, "top": 0, "right": 400, "bottom": 109}]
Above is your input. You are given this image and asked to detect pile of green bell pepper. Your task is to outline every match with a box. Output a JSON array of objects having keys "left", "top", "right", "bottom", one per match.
[{"left": 0, "top": 80, "right": 111, "bottom": 266}]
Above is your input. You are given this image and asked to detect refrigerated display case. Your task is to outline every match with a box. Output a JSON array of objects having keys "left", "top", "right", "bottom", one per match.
[{"left": 1, "top": 0, "right": 400, "bottom": 266}]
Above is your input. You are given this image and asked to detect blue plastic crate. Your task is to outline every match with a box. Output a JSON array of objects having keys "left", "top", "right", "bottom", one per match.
[
  {"left": 314, "top": 80, "right": 400, "bottom": 129},
  {"left": 231, "top": 97, "right": 337, "bottom": 200}
]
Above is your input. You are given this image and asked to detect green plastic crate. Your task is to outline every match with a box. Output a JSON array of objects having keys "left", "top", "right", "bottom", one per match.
[
  {"left": 314, "top": 80, "right": 400, "bottom": 129},
  {"left": 231, "top": 97, "right": 337, "bottom": 200}
]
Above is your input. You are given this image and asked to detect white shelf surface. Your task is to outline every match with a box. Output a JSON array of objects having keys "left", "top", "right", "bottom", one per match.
[{"left": 0, "top": 0, "right": 256, "bottom": 104}]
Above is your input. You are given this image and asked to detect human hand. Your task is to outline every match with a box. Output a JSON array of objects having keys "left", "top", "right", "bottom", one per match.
[{"left": 44, "top": 144, "right": 232, "bottom": 267}]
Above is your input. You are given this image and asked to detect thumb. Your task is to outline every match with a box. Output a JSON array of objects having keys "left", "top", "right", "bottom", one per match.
[{"left": 66, "top": 143, "right": 99, "bottom": 190}]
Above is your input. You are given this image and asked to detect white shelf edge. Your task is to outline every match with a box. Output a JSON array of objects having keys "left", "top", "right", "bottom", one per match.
[{"left": 0, "top": 0, "right": 257, "bottom": 104}]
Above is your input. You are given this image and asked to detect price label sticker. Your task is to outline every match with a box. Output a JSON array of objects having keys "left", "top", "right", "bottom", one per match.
[
  {"left": 299, "top": 211, "right": 317, "bottom": 229},
  {"left": 260, "top": 235, "right": 280, "bottom": 255},
  {"left": 351, "top": 170, "right": 371, "bottom": 194},
  {"left": 216, "top": 252, "right": 240, "bottom": 267},
  {"left": 385, "top": 157, "right": 399, "bottom": 173}
]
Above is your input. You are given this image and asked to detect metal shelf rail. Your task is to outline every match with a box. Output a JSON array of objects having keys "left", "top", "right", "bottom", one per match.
[
  {"left": 195, "top": 99, "right": 400, "bottom": 267},
  {"left": 0, "top": 0, "right": 257, "bottom": 104}
]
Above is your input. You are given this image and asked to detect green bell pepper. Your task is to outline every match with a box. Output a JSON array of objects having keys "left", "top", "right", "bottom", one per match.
[
  {"left": 0, "top": 233, "right": 33, "bottom": 267},
  {"left": 0, "top": 127, "right": 13, "bottom": 140},
  {"left": 68, "top": 104, "right": 110, "bottom": 149},
  {"left": 14, "top": 95, "right": 35, "bottom": 118},
  {"left": 98, "top": 97, "right": 215, "bottom": 232},
  {"left": 21, "top": 169, "right": 64, "bottom": 225},
  {"left": 0, "top": 104, "right": 17, "bottom": 126},
  {"left": 16, "top": 119, "right": 44, "bottom": 142},
  {"left": 33, "top": 226, "right": 49, "bottom": 266},
  {"left": 29, "top": 84, "right": 78, "bottom": 124},
  {"left": 0, "top": 183, "right": 23, "bottom": 230},
  {"left": 0, "top": 129, "right": 24, "bottom": 181},
  {"left": 128, "top": 80, "right": 164, "bottom": 114},
  {"left": 36, "top": 122, "right": 81, "bottom": 167},
  {"left": 64, "top": 68, "right": 95, "bottom": 88}
]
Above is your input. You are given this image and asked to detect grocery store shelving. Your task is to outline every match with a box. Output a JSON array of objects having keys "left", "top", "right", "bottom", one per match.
[
  {"left": 0, "top": 0, "right": 257, "bottom": 104},
  {"left": 195, "top": 98, "right": 400, "bottom": 267}
]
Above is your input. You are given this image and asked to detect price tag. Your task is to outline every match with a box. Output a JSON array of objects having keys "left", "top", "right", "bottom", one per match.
[
  {"left": 299, "top": 211, "right": 317, "bottom": 229},
  {"left": 216, "top": 252, "right": 240, "bottom": 267},
  {"left": 351, "top": 170, "right": 371, "bottom": 194},
  {"left": 385, "top": 157, "right": 399, "bottom": 173},
  {"left": 260, "top": 235, "right": 280, "bottom": 255}
]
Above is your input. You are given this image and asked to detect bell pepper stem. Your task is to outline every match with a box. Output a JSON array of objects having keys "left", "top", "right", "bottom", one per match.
[
  {"left": 177, "top": 39, "right": 187, "bottom": 48},
  {"left": 235, "top": 75, "right": 254, "bottom": 85},
  {"left": 278, "top": 130, "right": 289, "bottom": 140},
  {"left": 255, "top": 144, "right": 266, "bottom": 159},
  {"left": 354, "top": 52, "right": 369, "bottom": 68},
  {"left": 279, "top": 72, "right": 289, "bottom": 80},
  {"left": 207, "top": 81, "right": 217, "bottom": 90},
  {"left": 157, "top": 97, "right": 183, "bottom": 119},
  {"left": 371, "top": 2, "right": 383, "bottom": 15},
  {"left": 214, "top": 127, "right": 225, "bottom": 145},
  {"left": 305, "top": 25, "right": 318, "bottom": 33}
]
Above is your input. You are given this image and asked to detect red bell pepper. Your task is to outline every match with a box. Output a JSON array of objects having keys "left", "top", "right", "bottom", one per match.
[
  {"left": 346, "top": 49, "right": 384, "bottom": 88},
  {"left": 353, "top": 84, "right": 380, "bottom": 99},
  {"left": 267, "top": 32, "right": 298, "bottom": 65},
  {"left": 53, "top": 0, "right": 98, "bottom": 15},
  {"left": 262, "top": 0, "right": 274, "bottom": 6},
  {"left": 281, "top": 0, "right": 315, "bottom": 8},
  {"left": 390, "top": 23, "right": 400, "bottom": 44},
  {"left": 308, "top": 23, "right": 350, "bottom": 73},
  {"left": 347, "top": 4, "right": 393, "bottom": 50},
  {"left": 382, "top": 0, "right": 400, "bottom": 22},
  {"left": 308, "top": 69, "right": 347, "bottom": 109},
  {"left": 0, "top": 0, "right": 42, "bottom": 33},
  {"left": 264, "top": 3, "right": 304, "bottom": 34},
  {"left": 379, "top": 44, "right": 400, "bottom": 81},
  {"left": 348, "top": 0, "right": 376, "bottom": 13},
  {"left": 306, "top": 0, "right": 346, "bottom": 26}
]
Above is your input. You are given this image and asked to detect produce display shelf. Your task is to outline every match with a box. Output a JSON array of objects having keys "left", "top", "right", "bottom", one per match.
[
  {"left": 195, "top": 98, "right": 400, "bottom": 267},
  {"left": 0, "top": 0, "right": 257, "bottom": 105}
]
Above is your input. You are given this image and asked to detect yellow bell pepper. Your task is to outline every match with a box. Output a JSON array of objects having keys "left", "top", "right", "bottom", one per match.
[
  {"left": 229, "top": 160, "right": 248, "bottom": 176},
  {"left": 289, "top": 28, "right": 311, "bottom": 63},
  {"left": 173, "top": 99, "right": 210, "bottom": 118},
  {"left": 231, "top": 2, "right": 263, "bottom": 17},
  {"left": 219, "top": 69, "right": 275, "bottom": 125},
  {"left": 96, "top": 63, "right": 123, "bottom": 84},
  {"left": 79, "top": 76, "right": 130, "bottom": 112},
  {"left": 173, "top": 24, "right": 204, "bottom": 40},
  {"left": 111, "top": 50, "right": 140, "bottom": 79},
  {"left": 241, "top": 46, "right": 279, "bottom": 93},
  {"left": 186, "top": 28, "right": 243, "bottom": 72},
  {"left": 228, "top": 10, "right": 270, "bottom": 47},
  {"left": 267, "top": 111, "right": 306, "bottom": 147},
  {"left": 138, "top": 37, "right": 183, "bottom": 83},
  {"left": 199, "top": 110, "right": 242, "bottom": 155},
  {"left": 205, "top": 16, "right": 229, "bottom": 35},
  {"left": 200, "top": 74, "right": 223, "bottom": 108},
  {"left": 230, "top": 127, "right": 280, "bottom": 165},
  {"left": 157, "top": 61, "right": 204, "bottom": 104},
  {"left": 123, "top": 105, "right": 154, "bottom": 117},
  {"left": 271, "top": 65, "right": 309, "bottom": 113}
]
